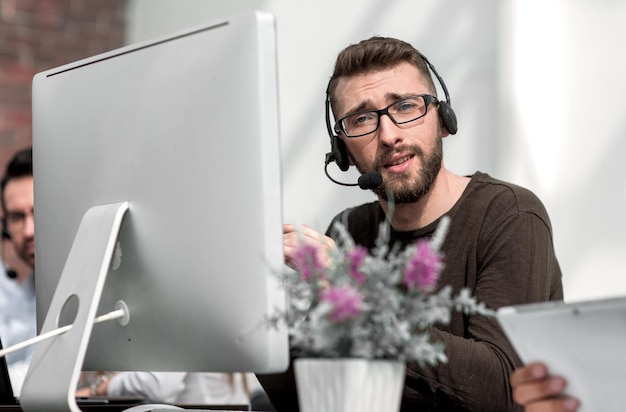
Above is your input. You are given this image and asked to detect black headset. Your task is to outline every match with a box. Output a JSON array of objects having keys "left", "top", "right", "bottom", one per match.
[
  {"left": 0, "top": 218, "right": 17, "bottom": 279},
  {"left": 325, "top": 52, "right": 458, "bottom": 172}
]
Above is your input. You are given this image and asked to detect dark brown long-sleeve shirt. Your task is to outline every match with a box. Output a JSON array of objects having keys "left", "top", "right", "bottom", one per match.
[{"left": 258, "top": 171, "right": 563, "bottom": 411}]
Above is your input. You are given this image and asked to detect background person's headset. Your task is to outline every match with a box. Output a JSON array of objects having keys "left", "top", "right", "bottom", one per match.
[
  {"left": 1, "top": 190, "right": 18, "bottom": 279},
  {"left": 324, "top": 52, "right": 458, "bottom": 178},
  {"left": 1, "top": 218, "right": 18, "bottom": 279}
]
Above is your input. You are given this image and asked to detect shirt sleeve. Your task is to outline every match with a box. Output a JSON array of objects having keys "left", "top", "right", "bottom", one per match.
[
  {"left": 106, "top": 371, "right": 186, "bottom": 403},
  {"left": 403, "top": 209, "right": 562, "bottom": 411}
]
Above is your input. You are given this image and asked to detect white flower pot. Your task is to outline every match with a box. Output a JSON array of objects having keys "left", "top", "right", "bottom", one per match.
[{"left": 294, "top": 358, "right": 406, "bottom": 412}]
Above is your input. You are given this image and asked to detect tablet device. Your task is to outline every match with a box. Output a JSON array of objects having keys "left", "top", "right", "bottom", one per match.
[{"left": 497, "top": 296, "right": 626, "bottom": 411}]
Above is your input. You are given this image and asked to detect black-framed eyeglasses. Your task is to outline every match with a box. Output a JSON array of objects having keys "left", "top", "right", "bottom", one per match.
[{"left": 334, "top": 94, "right": 438, "bottom": 138}]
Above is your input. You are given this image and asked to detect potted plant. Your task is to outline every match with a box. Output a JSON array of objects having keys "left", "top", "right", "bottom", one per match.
[{"left": 267, "top": 215, "right": 493, "bottom": 412}]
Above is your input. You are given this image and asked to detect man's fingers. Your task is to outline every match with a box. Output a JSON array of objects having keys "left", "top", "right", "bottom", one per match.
[
  {"left": 511, "top": 362, "right": 548, "bottom": 386},
  {"left": 513, "top": 376, "right": 567, "bottom": 405},
  {"left": 524, "top": 397, "right": 580, "bottom": 412}
]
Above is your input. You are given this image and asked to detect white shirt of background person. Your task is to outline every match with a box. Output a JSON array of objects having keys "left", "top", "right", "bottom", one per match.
[
  {"left": 0, "top": 262, "right": 36, "bottom": 397},
  {"left": 106, "top": 371, "right": 250, "bottom": 405}
]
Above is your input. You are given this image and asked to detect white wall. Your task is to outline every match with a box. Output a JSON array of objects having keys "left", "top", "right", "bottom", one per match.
[
  {"left": 499, "top": 0, "right": 626, "bottom": 301},
  {"left": 126, "top": 0, "right": 626, "bottom": 302}
]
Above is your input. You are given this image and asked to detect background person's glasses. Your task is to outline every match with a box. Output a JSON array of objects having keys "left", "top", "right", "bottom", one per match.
[
  {"left": 4, "top": 209, "right": 34, "bottom": 233},
  {"left": 334, "top": 94, "right": 438, "bottom": 138}
]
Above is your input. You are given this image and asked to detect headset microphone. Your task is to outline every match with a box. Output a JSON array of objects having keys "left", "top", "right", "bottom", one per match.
[
  {"left": 324, "top": 155, "right": 383, "bottom": 190},
  {"left": 358, "top": 172, "right": 383, "bottom": 190}
]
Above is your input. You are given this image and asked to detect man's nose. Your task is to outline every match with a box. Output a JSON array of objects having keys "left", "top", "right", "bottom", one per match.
[
  {"left": 22, "top": 213, "right": 35, "bottom": 237},
  {"left": 376, "top": 113, "right": 402, "bottom": 147}
]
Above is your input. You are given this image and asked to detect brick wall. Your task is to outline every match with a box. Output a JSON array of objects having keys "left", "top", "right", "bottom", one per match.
[
  {"left": 0, "top": 0, "right": 126, "bottom": 277},
  {"left": 0, "top": 0, "right": 127, "bottom": 170}
]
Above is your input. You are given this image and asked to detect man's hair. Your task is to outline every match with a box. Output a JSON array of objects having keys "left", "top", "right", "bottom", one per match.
[
  {"left": 1, "top": 147, "right": 33, "bottom": 213},
  {"left": 328, "top": 36, "right": 437, "bottom": 110}
]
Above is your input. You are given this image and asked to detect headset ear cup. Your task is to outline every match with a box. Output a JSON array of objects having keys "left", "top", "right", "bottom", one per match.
[
  {"left": 438, "top": 101, "right": 458, "bottom": 135},
  {"left": 331, "top": 135, "right": 350, "bottom": 171}
]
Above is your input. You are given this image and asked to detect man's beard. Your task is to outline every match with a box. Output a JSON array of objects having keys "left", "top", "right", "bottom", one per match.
[{"left": 356, "top": 138, "right": 443, "bottom": 204}]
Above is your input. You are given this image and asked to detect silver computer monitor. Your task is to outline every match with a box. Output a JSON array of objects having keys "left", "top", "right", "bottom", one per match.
[{"left": 24, "top": 10, "right": 288, "bottom": 410}]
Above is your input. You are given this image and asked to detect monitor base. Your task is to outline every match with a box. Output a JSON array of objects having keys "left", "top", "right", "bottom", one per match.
[{"left": 20, "top": 201, "right": 129, "bottom": 412}]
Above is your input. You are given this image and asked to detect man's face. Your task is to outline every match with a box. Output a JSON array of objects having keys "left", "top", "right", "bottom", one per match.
[
  {"left": 3, "top": 176, "right": 35, "bottom": 268},
  {"left": 333, "top": 62, "right": 445, "bottom": 203}
]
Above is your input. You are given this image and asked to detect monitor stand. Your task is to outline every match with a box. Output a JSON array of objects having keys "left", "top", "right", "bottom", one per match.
[{"left": 20, "top": 201, "right": 130, "bottom": 412}]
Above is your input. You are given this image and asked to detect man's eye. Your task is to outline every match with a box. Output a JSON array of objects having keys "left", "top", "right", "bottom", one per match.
[
  {"left": 6, "top": 212, "right": 25, "bottom": 223},
  {"left": 350, "top": 112, "right": 376, "bottom": 126},
  {"left": 395, "top": 100, "right": 419, "bottom": 112}
]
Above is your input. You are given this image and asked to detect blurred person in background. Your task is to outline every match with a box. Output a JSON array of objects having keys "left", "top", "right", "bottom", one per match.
[{"left": 0, "top": 147, "right": 36, "bottom": 396}]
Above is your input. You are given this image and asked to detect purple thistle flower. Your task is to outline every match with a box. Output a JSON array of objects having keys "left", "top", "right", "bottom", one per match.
[
  {"left": 320, "top": 285, "right": 363, "bottom": 322},
  {"left": 345, "top": 245, "right": 368, "bottom": 284},
  {"left": 292, "top": 242, "right": 326, "bottom": 281},
  {"left": 404, "top": 239, "right": 442, "bottom": 292}
]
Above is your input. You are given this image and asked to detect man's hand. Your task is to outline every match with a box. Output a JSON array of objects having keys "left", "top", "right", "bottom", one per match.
[
  {"left": 283, "top": 224, "right": 335, "bottom": 270},
  {"left": 510, "top": 362, "right": 580, "bottom": 412}
]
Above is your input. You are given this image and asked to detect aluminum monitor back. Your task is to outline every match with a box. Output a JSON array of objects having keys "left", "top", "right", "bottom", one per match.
[{"left": 31, "top": 10, "right": 288, "bottom": 373}]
